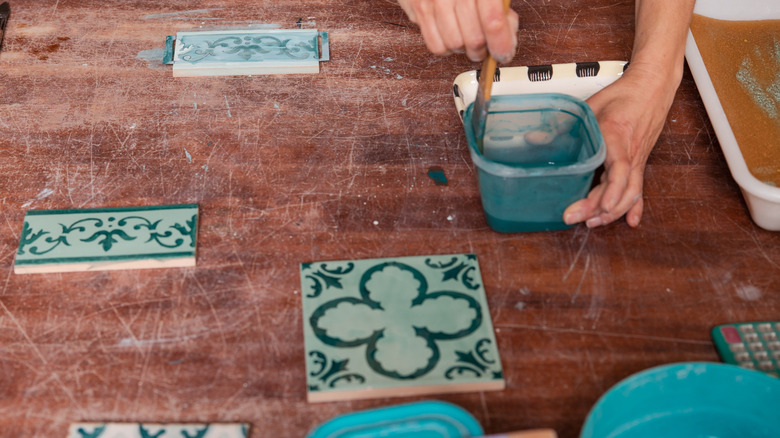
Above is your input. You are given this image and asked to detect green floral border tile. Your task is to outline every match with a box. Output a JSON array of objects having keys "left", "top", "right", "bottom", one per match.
[
  {"left": 171, "top": 29, "right": 329, "bottom": 76},
  {"left": 14, "top": 204, "right": 198, "bottom": 274},
  {"left": 300, "top": 253, "right": 504, "bottom": 402},
  {"left": 67, "top": 423, "right": 249, "bottom": 438}
]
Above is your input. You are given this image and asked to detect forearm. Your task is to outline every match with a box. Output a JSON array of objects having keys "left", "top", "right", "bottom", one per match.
[{"left": 630, "top": 0, "right": 696, "bottom": 89}]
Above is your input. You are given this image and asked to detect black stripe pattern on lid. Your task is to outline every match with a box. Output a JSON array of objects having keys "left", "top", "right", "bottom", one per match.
[
  {"left": 475, "top": 68, "right": 501, "bottom": 82},
  {"left": 527, "top": 65, "right": 553, "bottom": 82},
  {"left": 453, "top": 84, "right": 460, "bottom": 98},
  {"left": 575, "top": 62, "right": 600, "bottom": 77}
]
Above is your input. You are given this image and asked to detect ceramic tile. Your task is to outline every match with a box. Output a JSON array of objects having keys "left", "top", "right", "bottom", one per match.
[
  {"left": 171, "top": 29, "right": 329, "bottom": 77},
  {"left": 14, "top": 204, "right": 198, "bottom": 274},
  {"left": 67, "top": 423, "right": 248, "bottom": 438},
  {"left": 300, "top": 253, "right": 504, "bottom": 402}
]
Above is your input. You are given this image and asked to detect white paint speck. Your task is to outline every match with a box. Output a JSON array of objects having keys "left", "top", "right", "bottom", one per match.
[
  {"left": 385, "top": 57, "right": 394, "bottom": 61},
  {"left": 736, "top": 284, "right": 763, "bottom": 301},
  {"left": 21, "top": 188, "right": 56, "bottom": 208},
  {"left": 447, "top": 215, "right": 453, "bottom": 221},
  {"left": 519, "top": 287, "right": 531, "bottom": 295},
  {"left": 224, "top": 95, "right": 232, "bottom": 118},
  {"left": 184, "top": 149, "right": 192, "bottom": 163},
  {"left": 373, "top": 220, "right": 379, "bottom": 225},
  {"left": 514, "top": 302, "right": 526, "bottom": 311}
]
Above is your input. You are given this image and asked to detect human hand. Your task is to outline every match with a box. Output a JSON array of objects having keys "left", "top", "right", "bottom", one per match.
[
  {"left": 563, "top": 63, "right": 681, "bottom": 228},
  {"left": 397, "top": 0, "right": 519, "bottom": 62}
]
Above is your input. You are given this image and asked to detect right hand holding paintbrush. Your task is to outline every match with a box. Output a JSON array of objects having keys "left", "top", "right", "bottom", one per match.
[{"left": 398, "top": 0, "right": 519, "bottom": 63}]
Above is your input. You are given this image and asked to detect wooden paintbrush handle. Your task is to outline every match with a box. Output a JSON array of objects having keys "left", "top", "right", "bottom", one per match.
[{"left": 478, "top": 0, "right": 512, "bottom": 100}]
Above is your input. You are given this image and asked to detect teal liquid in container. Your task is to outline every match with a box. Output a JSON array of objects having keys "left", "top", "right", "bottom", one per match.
[{"left": 464, "top": 93, "right": 605, "bottom": 232}]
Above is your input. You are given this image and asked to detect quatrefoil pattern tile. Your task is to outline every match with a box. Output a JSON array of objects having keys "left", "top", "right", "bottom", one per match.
[{"left": 300, "top": 253, "right": 504, "bottom": 402}]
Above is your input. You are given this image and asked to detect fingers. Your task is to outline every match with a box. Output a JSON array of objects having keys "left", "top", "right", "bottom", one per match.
[
  {"left": 413, "top": 0, "right": 449, "bottom": 55},
  {"left": 477, "top": 0, "right": 518, "bottom": 62},
  {"left": 434, "top": 0, "right": 466, "bottom": 54},
  {"left": 563, "top": 185, "right": 606, "bottom": 226},
  {"left": 455, "top": 0, "right": 487, "bottom": 61},
  {"left": 563, "top": 164, "right": 645, "bottom": 229},
  {"left": 399, "top": 0, "right": 517, "bottom": 62}
]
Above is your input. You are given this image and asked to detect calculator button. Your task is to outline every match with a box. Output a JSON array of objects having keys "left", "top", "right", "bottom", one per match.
[
  {"left": 735, "top": 352, "right": 751, "bottom": 362},
  {"left": 729, "top": 343, "right": 746, "bottom": 353},
  {"left": 757, "top": 323, "right": 773, "bottom": 333},
  {"left": 758, "top": 361, "right": 775, "bottom": 371},
  {"left": 768, "top": 342, "right": 780, "bottom": 351},
  {"left": 772, "top": 351, "right": 780, "bottom": 361},
  {"left": 739, "top": 361, "right": 756, "bottom": 369},
  {"left": 739, "top": 324, "right": 756, "bottom": 334},
  {"left": 721, "top": 326, "right": 742, "bottom": 343},
  {"left": 749, "top": 342, "right": 765, "bottom": 352},
  {"left": 775, "top": 322, "right": 780, "bottom": 331},
  {"left": 754, "top": 351, "right": 769, "bottom": 361},
  {"left": 762, "top": 332, "right": 778, "bottom": 342},
  {"left": 745, "top": 333, "right": 760, "bottom": 342}
]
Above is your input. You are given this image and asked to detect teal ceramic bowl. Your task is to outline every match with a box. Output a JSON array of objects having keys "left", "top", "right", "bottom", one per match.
[{"left": 581, "top": 362, "right": 780, "bottom": 438}]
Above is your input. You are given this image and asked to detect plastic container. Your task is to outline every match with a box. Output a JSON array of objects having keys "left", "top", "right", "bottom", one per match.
[
  {"left": 685, "top": 0, "right": 780, "bottom": 231},
  {"left": 580, "top": 362, "right": 780, "bottom": 438},
  {"left": 306, "top": 400, "right": 483, "bottom": 438},
  {"left": 463, "top": 93, "right": 605, "bottom": 232}
]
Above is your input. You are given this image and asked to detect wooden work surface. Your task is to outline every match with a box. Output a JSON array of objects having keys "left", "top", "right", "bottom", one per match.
[{"left": 1, "top": 1, "right": 778, "bottom": 437}]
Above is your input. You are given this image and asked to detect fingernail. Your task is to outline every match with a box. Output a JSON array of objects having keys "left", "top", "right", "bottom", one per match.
[
  {"left": 494, "top": 52, "right": 512, "bottom": 63},
  {"left": 564, "top": 212, "right": 581, "bottom": 225},
  {"left": 586, "top": 217, "right": 603, "bottom": 228}
]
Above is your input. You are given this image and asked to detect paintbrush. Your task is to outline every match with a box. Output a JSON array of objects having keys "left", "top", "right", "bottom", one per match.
[
  {"left": 0, "top": 2, "right": 9, "bottom": 53},
  {"left": 471, "top": 0, "right": 512, "bottom": 154}
]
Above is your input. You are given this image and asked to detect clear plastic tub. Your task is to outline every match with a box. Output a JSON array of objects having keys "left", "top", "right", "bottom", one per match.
[{"left": 463, "top": 93, "right": 605, "bottom": 232}]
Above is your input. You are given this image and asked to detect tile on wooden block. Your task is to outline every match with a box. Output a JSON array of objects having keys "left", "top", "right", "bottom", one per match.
[
  {"left": 171, "top": 29, "right": 329, "bottom": 77},
  {"left": 300, "top": 253, "right": 504, "bottom": 402},
  {"left": 14, "top": 204, "right": 198, "bottom": 274},
  {"left": 67, "top": 423, "right": 249, "bottom": 438}
]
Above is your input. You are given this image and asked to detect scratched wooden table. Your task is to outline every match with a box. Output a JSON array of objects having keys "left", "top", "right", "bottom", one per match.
[{"left": 1, "top": 1, "right": 778, "bottom": 437}]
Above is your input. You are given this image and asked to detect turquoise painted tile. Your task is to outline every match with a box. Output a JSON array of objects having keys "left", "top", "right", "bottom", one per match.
[
  {"left": 300, "top": 253, "right": 504, "bottom": 402},
  {"left": 172, "top": 29, "right": 329, "bottom": 77},
  {"left": 67, "top": 423, "right": 249, "bottom": 438},
  {"left": 14, "top": 204, "right": 198, "bottom": 274}
]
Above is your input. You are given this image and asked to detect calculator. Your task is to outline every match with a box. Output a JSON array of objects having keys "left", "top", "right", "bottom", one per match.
[{"left": 711, "top": 322, "right": 780, "bottom": 378}]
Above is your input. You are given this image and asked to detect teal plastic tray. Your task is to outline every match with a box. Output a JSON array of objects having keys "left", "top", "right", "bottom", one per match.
[{"left": 306, "top": 401, "right": 483, "bottom": 438}]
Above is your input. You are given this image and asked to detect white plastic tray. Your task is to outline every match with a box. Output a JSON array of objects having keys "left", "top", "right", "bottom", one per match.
[
  {"left": 685, "top": 0, "right": 780, "bottom": 230},
  {"left": 452, "top": 60, "right": 627, "bottom": 120}
]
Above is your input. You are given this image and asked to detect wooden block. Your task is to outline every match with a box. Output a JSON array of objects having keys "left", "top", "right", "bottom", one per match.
[
  {"left": 67, "top": 423, "right": 249, "bottom": 438},
  {"left": 14, "top": 204, "right": 198, "bottom": 274},
  {"left": 171, "top": 29, "right": 328, "bottom": 77},
  {"left": 300, "top": 253, "right": 504, "bottom": 403}
]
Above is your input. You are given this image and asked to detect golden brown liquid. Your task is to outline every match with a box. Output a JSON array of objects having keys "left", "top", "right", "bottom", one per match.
[{"left": 690, "top": 15, "right": 780, "bottom": 186}]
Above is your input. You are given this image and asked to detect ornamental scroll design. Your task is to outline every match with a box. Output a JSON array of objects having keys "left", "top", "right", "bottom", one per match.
[
  {"left": 179, "top": 35, "right": 318, "bottom": 64},
  {"left": 17, "top": 214, "right": 197, "bottom": 256}
]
